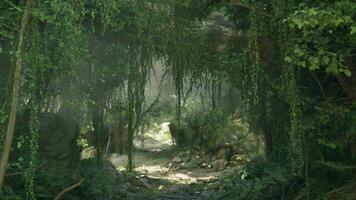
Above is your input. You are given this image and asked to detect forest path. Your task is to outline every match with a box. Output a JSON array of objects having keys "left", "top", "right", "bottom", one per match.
[
  {"left": 111, "top": 150, "right": 220, "bottom": 199},
  {"left": 108, "top": 123, "right": 221, "bottom": 199}
]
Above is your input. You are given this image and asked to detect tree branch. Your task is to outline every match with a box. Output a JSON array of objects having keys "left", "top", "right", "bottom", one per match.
[
  {"left": 0, "top": 0, "right": 35, "bottom": 192},
  {"left": 310, "top": 71, "right": 327, "bottom": 98},
  {"left": 53, "top": 179, "right": 84, "bottom": 200}
]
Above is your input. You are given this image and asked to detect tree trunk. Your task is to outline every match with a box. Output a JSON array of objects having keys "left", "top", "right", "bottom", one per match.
[
  {"left": 127, "top": 100, "right": 134, "bottom": 171},
  {"left": 117, "top": 116, "right": 126, "bottom": 154},
  {"left": 92, "top": 106, "right": 104, "bottom": 163},
  {"left": 0, "top": 0, "right": 34, "bottom": 192},
  {"left": 337, "top": 56, "right": 356, "bottom": 102},
  {"left": 337, "top": 74, "right": 356, "bottom": 102}
]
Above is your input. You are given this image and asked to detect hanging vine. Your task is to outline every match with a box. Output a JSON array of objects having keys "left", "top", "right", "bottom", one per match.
[
  {"left": 125, "top": 43, "right": 152, "bottom": 170},
  {"left": 274, "top": 0, "right": 304, "bottom": 174},
  {"left": 24, "top": 20, "right": 41, "bottom": 200},
  {"left": 237, "top": 2, "right": 263, "bottom": 136},
  {"left": 246, "top": 5, "right": 260, "bottom": 106}
]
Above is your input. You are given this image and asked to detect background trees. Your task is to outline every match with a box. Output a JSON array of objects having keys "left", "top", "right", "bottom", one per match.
[{"left": 0, "top": 0, "right": 355, "bottom": 199}]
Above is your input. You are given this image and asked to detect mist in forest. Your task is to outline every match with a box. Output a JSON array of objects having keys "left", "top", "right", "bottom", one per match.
[{"left": 0, "top": 1, "right": 355, "bottom": 200}]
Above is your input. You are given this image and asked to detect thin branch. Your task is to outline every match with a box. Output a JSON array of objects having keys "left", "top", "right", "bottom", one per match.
[
  {"left": 0, "top": 23, "right": 18, "bottom": 32},
  {"left": 134, "top": 70, "right": 168, "bottom": 130},
  {"left": 227, "top": 0, "right": 252, "bottom": 9},
  {"left": 315, "top": 161, "right": 356, "bottom": 170},
  {"left": 182, "top": 84, "right": 193, "bottom": 105},
  {"left": 53, "top": 179, "right": 84, "bottom": 200},
  {"left": 142, "top": 70, "right": 168, "bottom": 116},
  {"left": 105, "top": 130, "right": 111, "bottom": 159},
  {"left": 310, "top": 71, "right": 327, "bottom": 98},
  {"left": 5, "top": 172, "right": 23, "bottom": 177}
]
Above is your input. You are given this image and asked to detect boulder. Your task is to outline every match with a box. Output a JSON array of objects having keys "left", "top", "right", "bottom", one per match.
[
  {"left": 15, "top": 107, "right": 80, "bottom": 169},
  {"left": 211, "top": 159, "right": 227, "bottom": 171},
  {"left": 217, "top": 148, "right": 225, "bottom": 159},
  {"left": 158, "top": 122, "right": 171, "bottom": 135},
  {"left": 168, "top": 121, "right": 195, "bottom": 148},
  {"left": 38, "top": 110, "right": 80, "bottom": 168},
  {"left": 107, "top": 121, "right": 128, "bottom": 155}
]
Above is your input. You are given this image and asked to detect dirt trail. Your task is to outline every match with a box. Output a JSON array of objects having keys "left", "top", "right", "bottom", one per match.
[{"left": 108, "top": 125, "right": 221, "bottom": 199}]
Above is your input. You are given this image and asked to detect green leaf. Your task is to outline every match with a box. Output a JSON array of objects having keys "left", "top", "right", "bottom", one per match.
[
  {"left": 293, "top": 18, "right": 304, "bottom": 29},
  {"left": 17, "top": 157, "right": 24, "bottom": 162},
  {"left": 326, "top": 62, "right": 338, "bottom": 74},
  {"left": 294, "top": 48, "right": 304, "bottom": 57},
  {"left": 351, "top": 26, "right": 356, "bottom": 35},
  {"left": 322, "top": 56, "right": 330, "bottom": 65},
  {"left": 317, "top": 139, "right": 338, "bottom": 149},
  {"left": 343, "top": 69, "right": 352, "bottom": 77},
  {"left": 309, "top": 57, "right": 320, "bottom": 70},
  {"left": 0, "top": 114, "right": 8, "bottom": 123},
  {"left": 284, "top": 56, "right": 292, "bottom": 63},
  {"left": 334, "top": 18, "right": 344, "bottom": 26},
  {"left": 308, "top": 8, "right": 318, "bottom": 16},
  {"left": 298, "top": 61, "right": 306, "bottom": 68}
]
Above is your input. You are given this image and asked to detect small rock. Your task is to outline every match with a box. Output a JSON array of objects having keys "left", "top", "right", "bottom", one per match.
[
  {"left": 172, "top": 156, "right": 182, "bottom": 163},
  {"left": 231, "top": 154, "right": 246, "bottom": 165},
  {"left": 201, "top": 190, "right": 213, "bottom": 199},
  {"left": 229, "top": 161, "right": 238, "bottom": 166},
  {"left": 139, "top": 178, "right": 151, "bottom": 189},
  {"left": 202, "top": 163, "right": 210, "bottom": 168},
  {"left": 131, "top": 177, "right": 151, "bottom": 189},
  {"left": 152, "top": 148, "right": 162, "bottom": 152}
]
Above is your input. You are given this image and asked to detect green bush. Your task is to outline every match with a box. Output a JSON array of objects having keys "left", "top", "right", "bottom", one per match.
[
  {"left": 170, "top": 108, "right": 239, "bottom": 152},
  {"left": 80, "top": 159, "right": 118, "bottom": 199},
  {"left": 217, "top": 159, "right": 299, "bottom": 200},
  {"left": 169, "top": 121, "right": 195, "bottom": 148}
]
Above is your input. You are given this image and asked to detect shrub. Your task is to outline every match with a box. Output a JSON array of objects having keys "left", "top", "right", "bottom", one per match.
[{"left": 169, "top": 108, "right": 236, "bottom": 152}]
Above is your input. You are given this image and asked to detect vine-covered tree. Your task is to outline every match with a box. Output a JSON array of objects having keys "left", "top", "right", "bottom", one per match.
[{"left": 0, "top": 0, "right": 355, "bottom": 199}]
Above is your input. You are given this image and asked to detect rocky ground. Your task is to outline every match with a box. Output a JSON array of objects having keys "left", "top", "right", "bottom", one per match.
[{"left": 106, "top": 122, "right": 246, "bottom": 200}]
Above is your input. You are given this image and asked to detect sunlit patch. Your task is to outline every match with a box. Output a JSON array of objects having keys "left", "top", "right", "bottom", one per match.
[{"left": 108, "top": 121, "right": 221, "bottom": 186}]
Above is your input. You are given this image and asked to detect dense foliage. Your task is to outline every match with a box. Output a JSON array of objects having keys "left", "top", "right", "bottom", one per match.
[{"left": 0, "top": 0, "right": 355, "bottom": 199}]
